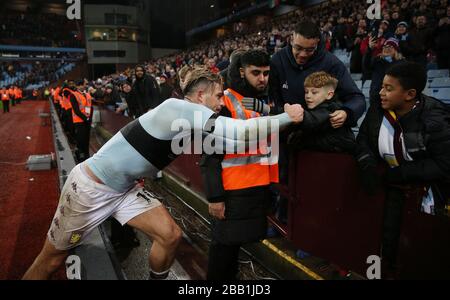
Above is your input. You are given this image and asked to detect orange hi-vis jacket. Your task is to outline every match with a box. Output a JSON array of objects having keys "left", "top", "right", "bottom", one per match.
[
  {"left": 14, "top": 87, "right": 22, "bottom": 99},
  {"left": 221, "top": 88, "right": 279, "bottom": 191},
  {"left": 8, "top": 88, "right": 15, "bottom": 99},
  {"left": 65, "top": 89, "right": 92, "bottom": 124},
  {"left": 1, "top": 89, "right": 10, "bottom": 101},
  {"left": 84, "top": 92, "right": 93, "bottom": 118},
  {"left": 61, "top": 88, "right": 73, "bottom": 111},
  {"left": 53, "top": 87, "right": 61, "bottom": 105}
]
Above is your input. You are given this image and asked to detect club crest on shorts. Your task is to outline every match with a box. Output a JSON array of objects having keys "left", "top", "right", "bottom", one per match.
[{"left": 69, "top": 233, "right": 82, "bottom": 245}]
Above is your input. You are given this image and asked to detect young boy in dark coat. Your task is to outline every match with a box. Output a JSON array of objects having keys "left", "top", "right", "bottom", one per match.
[
  {"left": 356, "top": 61, "right": 450, "bottom": 277},
  {"left": 288, "top": 71, "right": 357, "bottom": 154}
]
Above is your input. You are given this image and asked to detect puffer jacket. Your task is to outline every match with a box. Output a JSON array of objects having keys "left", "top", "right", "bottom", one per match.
[
  {"left": 356, "top": 94, "right": 450, "bottom": 210},
  {"left": 288, "top": 99, "right": 357, "bottom": 154}
]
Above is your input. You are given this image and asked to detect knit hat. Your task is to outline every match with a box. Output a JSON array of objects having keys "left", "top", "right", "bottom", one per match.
[
  {"left": 397, "top": 21, "right": 408, "bottom": 28},
  {"left": 119, "top": 77, "right": 133, "bottom": 87},
  {"left": 384, "top": 38, "right": 400, "bottom": 51}
]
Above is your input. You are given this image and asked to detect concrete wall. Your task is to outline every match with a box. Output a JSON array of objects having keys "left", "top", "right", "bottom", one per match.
[
  {"left": 84, "top": 3, "right": 152, "bottom": 65},
  {"left": 84, "top": 5, "right": 138, "bottom": 26},
  {"left": 86, "top": 41, "right": 138, "bottom": 64},
  {"left": 151, "top": 48, "right": 180, "bottom": 59},
  {"left": 138, "top": 44, "right": 152, "bottom": 63}
]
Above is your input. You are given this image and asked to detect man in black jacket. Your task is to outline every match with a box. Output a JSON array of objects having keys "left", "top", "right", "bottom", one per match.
[
  {"left": 408, "top": 14, "right": 434, "bottom": 67},
  {"left": 269, "top": 20, "right": 366, "bottom": 129},
  {"left": 433, "top": 13, "right": 450, "bottom": 69},
  {"left": 130, "top": 65, "right": 161, "bottom": 117},
  {"left": 220, "top": 49, "right": 246, "bottom": 90},
  {"left": 259, "top": 20, "right": 366, "bottom": 184},
  {"left": 200, "top": 50, "right": 275, "bottom": 281},
  {"left": 356, "top": 62, "right": 450, "bottom": 277}
]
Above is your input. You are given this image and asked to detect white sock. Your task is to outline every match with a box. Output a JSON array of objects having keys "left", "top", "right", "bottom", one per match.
[{"left": 149, "top": 268, "right": 170, "bottom": 279}]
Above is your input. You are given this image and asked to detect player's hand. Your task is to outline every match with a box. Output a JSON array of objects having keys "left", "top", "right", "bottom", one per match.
[
  {"left": 284, "top": 104, "right": 304, "bottom": 123},
  {"left": 209, "top": 202, "right": 225, "bottom": 220}
]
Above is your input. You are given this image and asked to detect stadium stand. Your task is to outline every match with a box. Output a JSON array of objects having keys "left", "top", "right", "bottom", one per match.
[
  {"left": 0, "top": 62, "right": 76, "bottom": 90},
  {"left": 0, "top": 9, "right": 83, "bottom": 48}
]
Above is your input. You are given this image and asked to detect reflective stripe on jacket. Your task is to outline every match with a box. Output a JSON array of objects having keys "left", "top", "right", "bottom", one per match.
[{"left": 221, "top": 88, "right": 279, "bottom": 191}]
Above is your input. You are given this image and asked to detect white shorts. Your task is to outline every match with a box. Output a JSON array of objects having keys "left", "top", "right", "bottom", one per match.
[{"left": 48, "top": 164, "right": 162, "bottom": 250}]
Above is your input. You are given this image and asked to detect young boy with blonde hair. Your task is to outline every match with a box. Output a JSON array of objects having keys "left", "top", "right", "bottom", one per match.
[{"left": 288, "top": 71, "right": 356, "bottom": 153}]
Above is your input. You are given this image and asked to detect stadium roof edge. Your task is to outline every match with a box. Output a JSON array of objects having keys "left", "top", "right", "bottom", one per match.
[
  {"left": 0, "top": 45, "right": 86, "bottom": 53},
  {"left": 186, "top": 1, "right": 270, "bottom": 38}
]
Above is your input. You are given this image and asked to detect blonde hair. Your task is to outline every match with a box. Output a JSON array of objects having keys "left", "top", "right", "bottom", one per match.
[
  {"left": 304, "top": 71, "right": 338, "bottom": 90},
  {"left": 183, "top": 66, "right": 223, "bottom": 95},
  {"left": 178, "top": 65, "right": 193, "bottom": 82}
]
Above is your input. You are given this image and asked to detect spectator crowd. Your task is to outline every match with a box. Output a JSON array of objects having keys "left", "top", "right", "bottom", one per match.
[
  {"left": 0, "top": 8, "right": 83, "bottom": 48},
  {"left": 7, "top": 0, "right": 448, "bottom": 281}
]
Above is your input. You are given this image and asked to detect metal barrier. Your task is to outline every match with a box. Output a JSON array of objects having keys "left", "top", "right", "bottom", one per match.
[
  {"left": 396, "top": 189, "right": 450, "bottom": 279},
  {"left": 167, "top": 149, "right": 450, "bottom": 278},
  {"left": 286, "top": 151, "right": 385, "bottom": 276}
]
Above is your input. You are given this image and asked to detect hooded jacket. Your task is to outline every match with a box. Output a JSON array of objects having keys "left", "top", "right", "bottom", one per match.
[
  {"left": 131, "top": 71, "right": 161, "bottom": 117},
  {"left": 200, "top": 52, "right": 272, "bottom": 246},
  {"left": 269, "top": 38, "right": 366, "bottom": 126}
]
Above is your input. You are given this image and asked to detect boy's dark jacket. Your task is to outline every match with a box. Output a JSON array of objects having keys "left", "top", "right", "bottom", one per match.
[
  {"left": 356, "top": 94, "right": 450, "bottom": 210},
  {"left": 287, "top": 98, "right": 356, "bottom": 154},
  {"left": 356, "top": 94, "right": 450, "bottom": 181}
]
